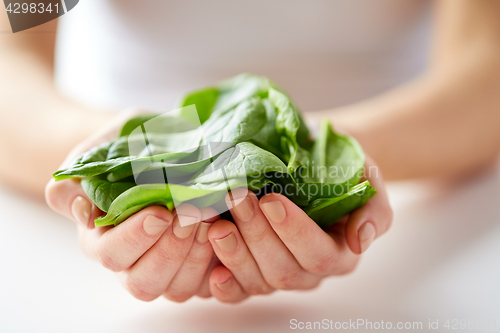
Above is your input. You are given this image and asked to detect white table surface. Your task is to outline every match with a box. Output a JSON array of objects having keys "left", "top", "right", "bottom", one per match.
[{"left": 1, "top": 168, "right": 500, "bottom": 333}]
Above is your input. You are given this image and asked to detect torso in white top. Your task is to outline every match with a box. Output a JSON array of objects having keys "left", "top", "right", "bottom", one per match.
[{"left": 55, "top": 0, "right": 431, "bottom": 112}]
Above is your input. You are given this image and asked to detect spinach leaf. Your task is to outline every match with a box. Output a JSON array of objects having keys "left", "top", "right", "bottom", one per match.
[
  {"left": 106, "top": 153, "right": 212, "bottom": 183},
  {"left": 268, "top": 88, "right": 312, "bottom": 150},
  {"left": 81, "top": 177, "right": 136, "bottom": 212},
  {"left": 94, "top": 177, "right": 263, "bottom": 227},
  {"left": 287, "top": 142, "right": 312, "bottom": 177},
  {"left": 110, "top": 130, "right": 202, "bottom": 159},
  {"left": 54, "top": 74, "right": 377, "bottom": 230},
  {"left": 250, "top": 99, "right": 285, "bottom": 160},
  {"left": 53, "top": 151, "right": 192, "bottom": 181},
  {"left": 268, "top": 88, "right": 313, "bottom": 172},
  {"left": 307, "top": 120, "right": 364, "bottom": 184},
  {"left": 94, "top": 174, "right": 273, "bottom": 227},
  {"left": 120, "top": 113, "right": 199, "bottom": 138},
  {"left": 298, "top": 120, "right": 365, "bottom": 201},
  {"left": 94, "top": 185, "right": 174, "bottom": 227},
  {"left": 178, "top": 87, "right": 219, "bottom": 124},
  {"left": 304, "top": 181, "right": 377, "bottom": 229},
  {"left": 70, "top": 141, "right": 114, "bottom": 166},
  {"left": 211, "top": 74, "right": 271, "bottom": 117},
  {"left": 190, "top": 142, "right": 289, "bottom": 184},
  {"left": 261, "top": 174, "right": 310, "bottom": 207},
  {"left": 119, "top": 114, "right": 156, "bottom": 137},
  {"left": 105, "top": 98, "right": 268, "bottom": 182},
  {"left": 201, "top": 97, "right": 267, "bottom": 144}
]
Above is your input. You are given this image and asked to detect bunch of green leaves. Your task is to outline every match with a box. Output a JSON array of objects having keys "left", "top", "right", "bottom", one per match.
[{"left": 53, "top": 74, "right": 376, "bottom": 229}]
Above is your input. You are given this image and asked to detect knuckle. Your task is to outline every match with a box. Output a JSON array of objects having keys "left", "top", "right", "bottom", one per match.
[
  {"left": 213, "top": 247, "right": 245, "bottom": 269},
  {"left": 125, "top": 275, "right": 159, "bottom": 302},
  {"left": 223, "top": 256, "right": 246, "bottom": 271},
  {"left": 97, "top": 250, "right": 123, "bottom": 272},
  {"left": 268, "top": 271, "right": 304, "bottom": 290},
  {"left": 183, "top": 251, "right": 210, "bottom": 267},
  {"left": 153, "top": 244, "right": 185, "bottom": 266},
  {"left": 121, "top": 232, "right": 143, "bottom": 252},
  {"left": 244, "top": 227, "right": 268, "bottom": 245},
  {"left": 304, "top": 252, "right": 337, "bottom": 275},
  {"left": 184, "top": 254, "right": 210, "bottom": 267}
]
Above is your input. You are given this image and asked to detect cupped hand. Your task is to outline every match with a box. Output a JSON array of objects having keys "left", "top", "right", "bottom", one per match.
[
  {"left": 45, "top": 110, "right": 217, "bottom": 302},
  {"left": 206, "top": 156, "right": 393, "bottom": 303}
]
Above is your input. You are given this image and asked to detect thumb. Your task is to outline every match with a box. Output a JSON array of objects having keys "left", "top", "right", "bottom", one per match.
[
  {"left": 345, "top": 156, "right": 393, "bottom": 254},
  {"left": 45, "top": 178, "right": 102, "bottom": 229}
]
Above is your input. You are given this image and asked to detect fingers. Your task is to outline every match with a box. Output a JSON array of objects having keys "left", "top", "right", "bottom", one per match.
[
  {"left": 79, "top": 205, "right": 173, "bottom": 272},
  {"left": 163, "top": 208, "right": 219, "bottom": 302},
  {"left": 45, "top": 178, "right": 98, "bottom": 229},
  {"left": 259, "top": 193, "right": 359, "bottom": 276},
  {"left": 208, "top": 219, "right": 274, "bottom": 295},
  {"left": 225, "top": 189, "right": 321, "bottom": 290},
  {"left": 118, "top": 204, "right": 201, "bottom": 301},
  {"left": 195, "top": 255, "right": 221, "bottom": 299},
  {"left": 345, "top": 156, "right": 393, "bottom": 254},
  {"left": 45, "top": 108, "right": 151, "bottom": 228},
  {"left": 209, "top": 265, "right": 249, "bottom": 304}
]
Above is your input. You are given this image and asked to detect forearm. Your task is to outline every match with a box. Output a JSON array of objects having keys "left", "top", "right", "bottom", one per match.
[
  {"left": 311, "top": 62, "right": 500, "bottom": 180},
  {"left": 0, "top": 23, "right": 114, "bottom": 198},
  {"left": 310, "top": 0, "right": 500, "bottom": 180}
]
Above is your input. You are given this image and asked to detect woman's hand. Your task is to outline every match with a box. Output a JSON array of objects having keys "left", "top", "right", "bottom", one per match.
[
  {"left": 45, "top": 111, "right": 217, "bottom": 302},
  {"left": 205, "top": 156, "right": 392, "bottom": 303}
]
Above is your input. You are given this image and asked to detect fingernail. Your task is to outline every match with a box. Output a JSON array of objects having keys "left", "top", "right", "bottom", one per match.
[
  {"left": 260, "top": 201, "right": 286, "bottom": 223},
  {"left": 214, "top": 232, "right": 237, "bottom": 252},
  {"left": 195, "top": 222, "right": 211, "bottom": 243},
  {"left": 143, "top": 215, "right": 170, "bottom": 235},
  {"left": 200, "top": 207, "right": 219, "bottom": 223},
  {"left": 173, "top": 215, "right": 197, "bottom": 239},
  {"left": 71, "top": 196, "right": 91, "bottom": 228},
  {"left": 177, "top": 214, "right": 200, "bottom": 227},
  {"left": 359, "top": 222, "right": 376, "bottom": 253},
  {"left": 216, "top": 277, "right": 233, "bottom": 291},
  {"left": 231, "top": 197, "right": 254, "bottom": 221}
]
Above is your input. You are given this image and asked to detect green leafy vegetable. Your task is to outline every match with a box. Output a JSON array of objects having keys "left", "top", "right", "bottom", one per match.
[
  {"left": 178, "top": 87, "right": 219, "bottom": 124},
  {"left": 81, "top": 177, "right": 135, "bottom": 212},
  {"left": 299, "top": 120, "right": 366, "bottom": 201},
  {"left": 53, "top": 74, "right": 377, "bottom": 229},
  {"left": 304, "top": 181, "right": 377, "bottom": 229},
  {"left": 94, "top": 186, "right": 174, "bottom": 227}
]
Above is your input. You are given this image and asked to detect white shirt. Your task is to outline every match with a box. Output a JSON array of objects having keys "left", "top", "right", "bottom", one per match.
[{"left": 55, "top": 0, "right": 431, "bottom": 112}]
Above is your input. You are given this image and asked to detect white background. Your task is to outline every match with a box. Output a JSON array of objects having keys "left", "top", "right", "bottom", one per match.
[{"left": 1, "top": 167, "right": 499, "bottom": 333}]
